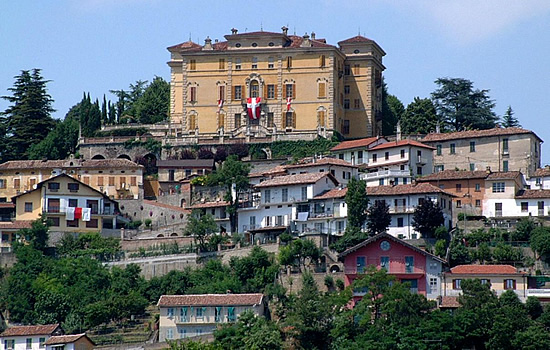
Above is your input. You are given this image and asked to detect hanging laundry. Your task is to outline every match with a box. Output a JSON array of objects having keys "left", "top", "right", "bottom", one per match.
[
  {"left": 66, "top": 207, "right": 75, "bottom": 220},
  {"left": 82, "top": 208, "right": 91, "bottom": 222},
  {"left": 74, "top": 207, "right": 83, "bottom": 220}
]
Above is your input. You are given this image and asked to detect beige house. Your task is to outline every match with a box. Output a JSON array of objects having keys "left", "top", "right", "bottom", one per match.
[
  {"left": 44, "top": 334, "right": 94, "bottom": 350},
  {"left": 168, "top": 28, "right": 385, "bottom": 140},
  {"left": 13, "top": 174, "right": 120, "bottom": 234},
  {"left": 0, "top": 220, "right": 32, "bottom": 253},
  {"left": 422, "top": 127, "right": 542, "bottom": 177},
  {"left": 0, "top": 159, "right": 144, "bottom": 201},
  {"left": 442, "top": 264, "right": 528, "bottom": 301},
  {"left": 157, "top": 293, "right": 265, "bottom": 341}
]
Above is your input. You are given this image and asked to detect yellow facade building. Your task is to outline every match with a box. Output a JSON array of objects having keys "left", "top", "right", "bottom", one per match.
[{"left": 167, "top": 27, "right": 385, "bottom": 141}]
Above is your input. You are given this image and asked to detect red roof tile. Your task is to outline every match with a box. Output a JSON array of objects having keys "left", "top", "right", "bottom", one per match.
[
  {"left": 369, "top": 139, "right": 435, "bottom": 151},
  {"left": 0, "top": 220, "right": 33, "bottom": 230},
  {"left": 255, "top": 172, "right": 337, "bottom": 188},
  {"left": 338, "top": 35, "right": 373, "bottom": 45},
  {"left": 449, "top": 264, "right": 519, "bottom": 275},
  {"left": 533, "top": 168, "right": 550, "bottom": 177},
  {"left": 486, "top": 171, "right": 522, "bottom": 180},
  {"left": 0, "top": 324, "right": 60, "bottom": 337},
  {"left": 366, "top": 183, "right": 454, "bottom": 196},
  {"left": 417, "top": 170, "right": 489, "bottom": 181},
  {"left": 330, "top": 137, "right": 381, "bottom": 151},
  {"left": 313, "top": 188, "right": 347, "bottom": 200},
  {"left": 285, "top": 157, "right": 356, "bottom": 169},
  {"left": 45, "top": 334, "right": 93, "bottom": 346},
  {"left": 422, "top": 127, "right": 541, "bottom": 142},
  {"left": 439, "top": 296, "right": 460, "bottom": 308},
  {"left": 515, "top": 189, "right": 550, "bottom": 199},
  {"left": 0, "top": 159, "right": 142, "bottom": 170},
  {"left": 157, "top": 293, "right": 264, "bottom": 307},
  {"left": 187, "top": 201, "right": 230, "bottom": 209},
  {"left": 167, "top": 40, "right": 202, "bottom": 52}
]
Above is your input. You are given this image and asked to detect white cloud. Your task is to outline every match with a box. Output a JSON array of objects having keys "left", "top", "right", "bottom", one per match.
[{"left": 410, "top": 0, "right": 550, "bottom": 45}]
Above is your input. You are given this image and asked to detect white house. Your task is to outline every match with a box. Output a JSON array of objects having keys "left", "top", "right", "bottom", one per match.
[
  {"left": 366, "top": 183, "right": 454, "bottom": 239},
  {"left": 157, "top": 294, "right": 265, "bottom": 341},
  {"left": 361, "top": 139, "right": 434, "bottom": 187},
  {"left": 283, "top": 157, "right": 358, "bottom": 185},
  {"left": 483, "top": 171, "right": 525, "bottom": 218},
  {"left": 0, "top": 324, "right": 63, "bottom": 350},
  {"left": 237, "top": 172, "right": 339, "bottom": 242},
  {"left": 330, "top": 136, "right": 387, "bottom": 166},
  {"left": 526, "top": 167, "right": 550, "bottom": 190}
]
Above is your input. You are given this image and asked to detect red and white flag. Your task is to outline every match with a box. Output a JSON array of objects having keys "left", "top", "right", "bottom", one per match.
[
  {"left": 247, "top": 97, "right": 261, "bottom": 120},
  {"left": 217, "top": 99, "right": 224, "bottom": 111},
  {"left": 286, "top": 97, "right": 292, "bottom": 111}
]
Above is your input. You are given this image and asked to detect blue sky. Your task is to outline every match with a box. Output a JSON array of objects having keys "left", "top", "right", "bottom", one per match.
[{"left": 2, "top": 0, "right": 550, "bottom": 164}]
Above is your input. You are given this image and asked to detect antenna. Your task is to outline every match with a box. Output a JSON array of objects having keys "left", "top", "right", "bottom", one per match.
[
  {"left": 293, "top": 26, "right": 296, "bottom": 35},
  {"left": 188, "top": 32, "right": 191, "bottom": 41},
  {"left": 261, "top": 21, "right": 263, "bottom": 31},
  {"left": 358, "top": 26, "right": 360, "bottom": 35}
]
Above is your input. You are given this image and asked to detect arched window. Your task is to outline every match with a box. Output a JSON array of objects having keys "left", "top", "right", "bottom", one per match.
[
  {"left": 250, "top": 80, "right": 259, "bottom": 98},
  {"left": 317, "top": 107, "right": 327, "bottom": 128},
  {"left": 189, "top": 114, "right": 197, "bottom": 130}
]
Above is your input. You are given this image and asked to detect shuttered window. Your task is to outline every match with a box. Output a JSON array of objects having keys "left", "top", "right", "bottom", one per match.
[{"left": 318, "top": 82, "right": 326, "bottom": 98}]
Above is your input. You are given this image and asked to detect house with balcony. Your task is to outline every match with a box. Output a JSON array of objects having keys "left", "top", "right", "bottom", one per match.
[
  {"left": 0, "top": 324, "right": 63, "bottom": 350},
  {"left": 12, "top": 174, "right": 121, "bottom": 238},
  {"left": 366, "top": 183, "right": 454, "bottom": 239},
  {"left": 157, "top": 293, "right": 265, "bottom": 341},
  {"left": 483, "top": 171, "right": 525, "bottom": 218},
  {"left": 422, "top": 127, "right": 542, "bottom": 177},
  {"left": 44, "top": 334, "right": 94, "bottom": 350},
  {"left": 294, "top": 187, "right": 348, "bottom": 247},
  {"left": 0, "top": 159, "right": 144, "bottom": 201},
  {"left": 360, "top": 139, "right": 434, "bottom": 187},
  {"left": 526, "top": 166, "right": 550, "bottom": 190},
  {"left": 237, "top": 172, "right": 339, "bottom": 243},
  {"left": 442, "top": 265, "right": 528, "bottom": 301},
  {"left": 330, "top": 136, "right": 387, "bottom": 166},
  {"left": 187, "top": 201, "right": 230, "bottom": 233},
  {"left": 416, "top": 170, "right": 489, "bottom": 220},
  {"left": 339, "top": 233, "right": 445, "bottom": 302},
  {"left": 283, "top": 157, "right": 358, "bottom": 185},
  {"left": 157, "top": 159, "right": 215, "bottom": 195}
]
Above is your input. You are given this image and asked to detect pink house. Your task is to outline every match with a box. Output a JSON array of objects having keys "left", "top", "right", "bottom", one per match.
[{"left": 339, "top": 233, "right": 445, "bottom": 300}]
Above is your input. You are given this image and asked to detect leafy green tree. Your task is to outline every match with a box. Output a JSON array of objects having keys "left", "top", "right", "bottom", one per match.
[
  {"left": 512, "top": 324, "right": 550, "bottom": 350},
  {"left": 329, "top": 226, "right": 367, "bottom": 253},
  {"left": 79, "top": 93, "right": 102, "bottom": 137},
  {"left": 366, "top": 200, "right": 391, "bottom": 235},
  {"left": 134, "top": 76, "right": 170, "bottom": 124},
  {"left": 448, "top": 234, "right": 472, "bottom": 266},
  {"left": 501, "top": 105, "right": 520, "bottom": 128},
  {"left": 475, "top": 242, "right": 492, "bottom": 264},
  {"left": 16, "top": 219, "right": 50, "bottom": 252},
  {"left": 278, "top": 239, "right": 321, "bottom": 272},
  {"left": 525, "top": 296, "right": 543, "bottom": 319},
  {"left": 1, "top": 69, "right": 56, "bottom": 161},
  {"left": 109, "top": 89, "right": 129, "bottom": 123},
  {"left": 492, "top": 242, "right": 523, "bottom": 264},
  {"left": 412, "top": 199, "right": 444, "bottom": 238},
  {"left": 530, "top": 226, "right": 550, "bottom": 259},
  {"left": 512, "top": 218, "right": 534, "bottom": 241},
  {"left": 214, "top": 311, "right": 282, "bottom": 350},
  {"left": 400, "top": 97, "right": 439, "bottom": 134},
  {"left": 431, "top": 77, "right": 498, "bottom": 131},
  {"left": 345, "top": 177, "right": 368, "bottom": 229},
  {"left": 183, "top": 211, "right": 218, "bottom": 252},
  {"left": 434, "top": 239, "right": 447, "bottom": 258},
  {"left": 229, "top": 247, "right": 279, "bottom": 293}
]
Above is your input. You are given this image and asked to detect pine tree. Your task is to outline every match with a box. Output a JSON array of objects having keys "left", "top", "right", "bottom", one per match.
[
  {"left": 1, "top": 69, "right": 56, "bottom": 160},
  {"left": 501, "top": 106, "right": 520, "bottom": 128},
  {"left": 101, "top": 95, "right": 108, "bottom": 125}
]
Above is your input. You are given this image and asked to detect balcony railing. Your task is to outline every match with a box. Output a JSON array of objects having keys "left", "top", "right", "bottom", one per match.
[
  {"left": 388, "top": 206, "right": 415, "bottom": 214},
  {"left": 345, "top": 265, "right": 424, "bottom": 275},
  {"left": 416, "top": 157, "right": 428, "bottom": 164},
  {"left": 43, "top": 206, "right": 115, "bottom": 215},
  {"left": 361, "top": 170, "right": 410, "bottom": 180}
]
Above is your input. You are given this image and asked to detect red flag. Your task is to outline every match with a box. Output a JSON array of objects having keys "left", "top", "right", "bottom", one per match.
[
  {"left": 74, "top": 207, "right": 83, "bottom": 220},
  {"left": 286, "top": 97, "right": 292, "bottom": 111},
  {"left": 247, "top": 97, "right": 261, "bottom": 120},
  {"left": 217, "top": 99, "right": 224, "bottom": 111}
]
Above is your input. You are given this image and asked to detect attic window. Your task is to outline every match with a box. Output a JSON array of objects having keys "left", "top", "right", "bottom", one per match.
[
  {"left": 353, "top": 49, "right": 360, "bottom": 54},
  {"left": 252, "top": 42, "right": 258, "bottom": 47},
  {"left": 268, "top": 42, "right": 274, "bottom": 46},
  {"left": 235, "top": 43, "right": 241, "bottom": 48}
]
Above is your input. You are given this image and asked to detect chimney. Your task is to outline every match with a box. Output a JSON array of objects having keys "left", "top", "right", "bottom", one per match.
[
  {"left": 203, "top": 36, "right": 213, "bottom": 50},
  {"left": 435, "top": 122, "right": 441, "bottom": 134},
  {"left": 486, "top": 166, "right": 492, "bottom": 174},
  {"left": 311, "top": 32, "right": 316, "bottom": 40},
  {"left": 396, "top": 120, "right": 402, "bottom": 141},
  {"left": 301, "top": 33, "right": 311, "bottom": 47},
  {"left": 215, "top": 39, "right": 219, "bottom": 43},
  {"left": 281, "top": 26, "right": 288, "bottom": 35},
  {"left": 231, "top": 28, "right": 238, "bottom": 35}
]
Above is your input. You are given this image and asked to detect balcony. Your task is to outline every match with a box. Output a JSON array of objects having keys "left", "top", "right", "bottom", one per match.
[
  {"left": 416, "top": 156, "right": 428, "bottom": 165},
  {"left": 361, "top": 170, "right": 410, "bottom": 180},
  {"left": 388, "top": 206, "right": 415, "bottom": 214},
  {"left": 345, "top": 265, "right": 424, "bottom": 275},
  {"left": 43, "top": 206, "right": 116, "bottom": 216}
]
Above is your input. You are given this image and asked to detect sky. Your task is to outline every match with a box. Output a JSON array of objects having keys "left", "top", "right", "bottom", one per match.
[{"left": 1, "top": 0, "right": 550, "bottom": 164}]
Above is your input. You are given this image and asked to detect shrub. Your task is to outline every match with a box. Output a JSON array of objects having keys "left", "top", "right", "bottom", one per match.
[
  {"left": 144, "top": 219, "right": 152, "bottom": 228},
  {"left": 335, "top": 279, "right": 345, "bottom": 291},
  {"left": 434, "top": 226, "right": 448, "bottom": 240},
  {"left": 324, "top": 275, "right": 334, "bottom": 289}
]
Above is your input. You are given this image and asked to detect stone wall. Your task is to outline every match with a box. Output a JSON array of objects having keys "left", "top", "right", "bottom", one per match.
[
  {"left": 121, "top": 236, "right": 194, "bottom": 252},
  {"left": 118, "top": 199, "right": 188, "bottom": 232}
]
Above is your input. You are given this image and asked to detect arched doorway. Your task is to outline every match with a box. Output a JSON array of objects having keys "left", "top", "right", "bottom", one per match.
[
  {"left": 117, "top": 154, "right": 131, "bottom": 160},
  {"left": 92, "top": 154, "right": 106, "bottom": 160},
  {"left": 136, "top": 153, "right": 158, "bottom": 175}
]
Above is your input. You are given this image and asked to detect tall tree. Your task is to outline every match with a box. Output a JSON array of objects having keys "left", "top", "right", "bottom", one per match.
[
  {"left": 101, "top": 95, "right": 108, "bottom": 125},
  {"left": 345, "top": 177, "right": 368, "bottom": 229},
  {"left": 134, "top": 76, "right": 170, "bottom": 124},
  {"left": 400, "top": 97, "right": 439, "bottom": 134},
  {"left": 109, "top": 89, "right": 129, "bottom": 123},
  {"left": 431, "top": 77, "right": 498, "bottom": 131},
  {"left": 183, "top": 211, "right": 218, "bottom": 252},
  {"left": 366, "top": 200, "right": 391, "bottom": 235},
  {"left": 79, "top": 93, "right": 101, "bottom": 137},
  {"left": 501, "top": 105, "right": 520, "bottom": 128},
  {"left": 412, "top": 199, "right": 444, "bottom": 238},
  {"left": 380, "top": 81, "right": 403, "bottom": 136},
  {"left": 1, "top": 69, "right": 56, "bottom": 160}
]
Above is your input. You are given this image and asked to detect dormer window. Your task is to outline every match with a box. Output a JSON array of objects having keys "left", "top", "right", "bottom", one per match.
[{"left": 235, "top": 43, "right": 241, "bottom": 48}]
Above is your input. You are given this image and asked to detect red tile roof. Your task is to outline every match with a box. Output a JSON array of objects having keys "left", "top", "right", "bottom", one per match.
[
  {"left": 0, "top": 203, "right": 15, "bottom": 208},
  {"left": 167, "top": 40, "right": 202, "bottom": 52},
  {"left": 533, "top": 168, "right": 550, "bottom": 177},
  {"left": 439, "top": 296, "right": 460, "bottom": 308},
  {"left": 313, "top": 188, "right": 347, "bottom": 200},
  {"left": 330, "top": 137, "right": 381, "bottom": 151},
  {"left": 515, "top": 189, "right": 550, "bottom": 199},
  {"left": 0, "top": 159, "right": 142, "bottom": 170},
  {"left": 287, "top": 35, "right": 335, "bottom": 48},
  {"left": 338, "top": 35, "right": 373, "bottom": 45},
  {"left": 157, "top": 293, "right": 264, "bottom": 307},
  {"left": 157, "top": 159, "right": 214, "bottom": 168},
  {"left": 187, "top": 201, "right": 230, "bottom": 209},
  {"left": 369, "top": 139, "right": 435, "bottom": 151},
  {"left": 255, "top": 172, "right": 337, "bottom": 188},
  {"left": 0, "top": 220, "right": 33, "bottom": 230},
  {"left": 486, "top": 171, "right": 522, "bottom": 180},
  {"left": 422, "top": 127, "right": 541, "bottom": 142},
  {"left": 0, "top": 324, "right": 60, "bottom": 337},
  {"left": 449, "top": 264, "right": 520, "bottom": 275},
  {"left": 45, "top": 334, "right": 93, "bottom": 346},
  {"left": 417, "top": 170, "right": 489, "bottom": 181},
  {"left": 366, "top": 183, "right": 454, "bottom": 196}
]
